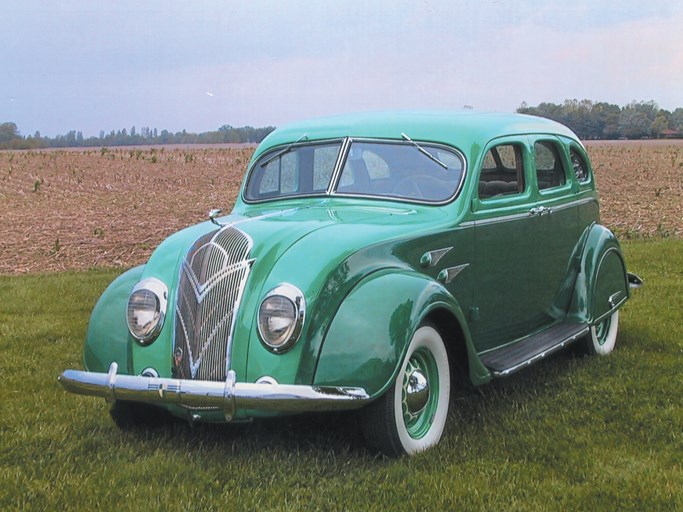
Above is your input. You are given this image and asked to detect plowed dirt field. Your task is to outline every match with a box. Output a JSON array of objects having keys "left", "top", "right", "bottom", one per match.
[{"left": 1, "top": 141, "right": 681, "bottom": 274}]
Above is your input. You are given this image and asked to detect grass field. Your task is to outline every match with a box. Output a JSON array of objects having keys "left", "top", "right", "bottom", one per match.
[{"left": 0, "top": 239, "right": 680, "bottom": 511}]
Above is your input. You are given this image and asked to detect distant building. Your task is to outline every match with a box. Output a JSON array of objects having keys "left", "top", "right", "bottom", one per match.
[{"left": 660, "top": 129, "right": 682, "bottom": 139}]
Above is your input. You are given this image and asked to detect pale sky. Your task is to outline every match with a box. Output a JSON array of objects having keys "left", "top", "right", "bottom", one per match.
[{"left": 2, "top": 0, "right": 682, "bottom": 137}]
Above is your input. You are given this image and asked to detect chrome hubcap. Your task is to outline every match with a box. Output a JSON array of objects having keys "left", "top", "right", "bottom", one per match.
[{"left": 405, "top": 368, "right": 430, "bottom": 414}]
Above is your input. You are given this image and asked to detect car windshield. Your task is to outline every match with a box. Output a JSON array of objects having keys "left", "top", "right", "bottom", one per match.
[
  {"left": 245, "top": 141, "right": 343, "bottom": 201},
  {"left": 244, "top": 139, "right": 465, "bottom": 203}
]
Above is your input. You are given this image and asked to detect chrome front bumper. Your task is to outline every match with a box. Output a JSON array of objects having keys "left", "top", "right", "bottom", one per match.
[{"left": 58, "top": 362, "right": 370, "bottom": 421}]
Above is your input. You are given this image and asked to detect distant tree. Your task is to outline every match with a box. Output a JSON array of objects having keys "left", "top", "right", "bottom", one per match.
[
  {"left": 651, "top": 114, "right": 670, "bottom": 138},
  {"left": 670, "top": 108, "right": 683, "bottom": 131},
  {"left": 619, "top": 107, "right": 650, "bottom": 139},
  {"left": 518, "top": 99, "right": 682, "bottom": 139},
  {"left": 593, "top": 102, "right": 622, "bottom": 138},
  {"left": 0, "top": 122, "right": 19, "bottom": 143}
]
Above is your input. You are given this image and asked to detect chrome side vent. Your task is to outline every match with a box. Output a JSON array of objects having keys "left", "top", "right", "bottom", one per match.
[{"left": 174, "top": 226, "right": 253, "bottom": 381}]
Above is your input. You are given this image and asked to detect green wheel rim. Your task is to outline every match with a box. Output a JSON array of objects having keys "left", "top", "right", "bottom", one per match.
[{"left": 401, "top": 347, "right": 439, "bottom": 439}]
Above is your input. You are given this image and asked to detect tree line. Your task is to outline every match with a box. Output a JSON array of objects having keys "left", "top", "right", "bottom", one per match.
[
  {"left": 3, "top": 99, "right": 683, "bottom": 149},
  {"left": 516, "top": 99, "right": 683, "bottom": 140},
  {"left": 0, "top": 123, "right": 275, "bottom": 150}
]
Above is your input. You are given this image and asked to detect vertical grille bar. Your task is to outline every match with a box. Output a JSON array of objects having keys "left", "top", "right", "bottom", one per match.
[{"left": 173, "top": 226, "right": 253, "bottom": 381}]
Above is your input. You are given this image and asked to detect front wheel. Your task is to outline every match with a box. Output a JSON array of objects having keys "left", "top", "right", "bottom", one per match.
[
  {"left": 361, "top": 323, "right": 450, "bottom": 456},
  {"left": 582, "top": 310, "right": 620, "bottom": 356}
]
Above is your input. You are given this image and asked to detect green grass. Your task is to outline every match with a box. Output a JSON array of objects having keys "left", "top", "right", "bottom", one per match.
[{"left": 1, "top": 240, "right": 681, "bottom": 511}]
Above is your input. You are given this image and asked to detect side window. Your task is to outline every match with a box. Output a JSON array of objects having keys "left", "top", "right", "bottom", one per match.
[
  {"left": 534, "top": 141, "right": 566, "bottom": 191},
  {"left": 478, "top": 144, "right": 524, "bottom": 199},
  {"left": 259, "top": 152, "right": 298, "bottom": 195},
  {"left": 570, "top": 148, "right": 589, "bottom": 182}
]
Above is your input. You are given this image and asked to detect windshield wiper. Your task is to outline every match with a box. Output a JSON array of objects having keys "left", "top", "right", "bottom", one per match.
[
  {"left": 259, "top": 133, "right": 309, "bottom": 168},
  {"left": 401, "top": 132, "right": 448, "bottom": 170}
]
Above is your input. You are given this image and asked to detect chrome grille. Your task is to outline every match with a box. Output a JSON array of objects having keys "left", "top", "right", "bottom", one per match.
[{"left": 173, "top": 226, "right": 253, "bottom": 381}]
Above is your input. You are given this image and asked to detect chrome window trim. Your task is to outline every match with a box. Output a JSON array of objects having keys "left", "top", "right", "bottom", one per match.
[
  {"left": 474, "top": 197, "right": 597, "bottom": 227},
  {"left": 327, "top": 136, "right": 352, "bottom": 195},
  {"left": 473, "top": 211, "right": 532, "bottom": 226},
  {"left": 550, "top": 196, "right": 598, "bottom": 213}
]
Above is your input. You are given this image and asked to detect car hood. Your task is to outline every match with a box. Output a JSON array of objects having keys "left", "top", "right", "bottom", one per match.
[
  {"left": 232, "top": 201, "right": 422, "bottom": 268},
  {"left": 145, "top": 199, "right": 448, "bottom": 283}
]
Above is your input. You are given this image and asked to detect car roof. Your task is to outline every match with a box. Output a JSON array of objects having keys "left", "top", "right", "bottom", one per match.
[{"left": 254, "top": 111, "right": 581, "bottom": 158}]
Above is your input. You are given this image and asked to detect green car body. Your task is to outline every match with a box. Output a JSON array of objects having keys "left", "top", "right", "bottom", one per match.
[{"left": 60, "top": 111, "right": 639, "bottom": 456}]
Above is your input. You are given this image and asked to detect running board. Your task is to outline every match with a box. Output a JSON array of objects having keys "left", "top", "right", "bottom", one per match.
[{"left": 480, "top": 323, "right": 589, "bottom": 378}]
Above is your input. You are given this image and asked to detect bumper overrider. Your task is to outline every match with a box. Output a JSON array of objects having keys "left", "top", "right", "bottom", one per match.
[{"left": 58, "top": 362, "right": 370, "bottom": 421}]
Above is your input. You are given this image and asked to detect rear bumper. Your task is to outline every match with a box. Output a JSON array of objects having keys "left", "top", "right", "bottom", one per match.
[
  {"left": 58, "top": 362, "right": 370, "bottom": 421},
  {"left": 627, "top": 272, "right": 644, "bottom": 289}
]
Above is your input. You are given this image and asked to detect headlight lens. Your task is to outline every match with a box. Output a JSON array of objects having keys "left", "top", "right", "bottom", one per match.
[
  {"left": 126, "top": 278, "right": 168, "bottom": 345},
  {"left": 258, "top": 284, "right": 305, "bottom": 353}
]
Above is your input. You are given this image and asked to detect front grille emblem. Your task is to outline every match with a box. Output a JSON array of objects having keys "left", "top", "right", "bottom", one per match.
[{"left": 173, "top": 347, "right": 183, "bottom": 367}]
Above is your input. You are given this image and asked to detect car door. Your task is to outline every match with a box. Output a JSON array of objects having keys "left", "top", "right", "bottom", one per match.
[
  {"left": 470, "top": 137, "right": 550, "bottom": 352},
  {"left": 526, "top": 136, "right": 580, "bottom": 316}
]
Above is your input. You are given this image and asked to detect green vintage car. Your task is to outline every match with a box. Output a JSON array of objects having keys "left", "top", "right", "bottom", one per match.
[{"left": 59, "top": 111, "right": 641, "bottom": 456}]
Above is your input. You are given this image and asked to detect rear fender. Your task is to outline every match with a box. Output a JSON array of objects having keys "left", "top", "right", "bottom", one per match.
[
  {"left": 313, "top": 269, "right": 488, "bottom": 398},
  {"left": 566, "top": 224, "right": 629, "bottom": 324}
]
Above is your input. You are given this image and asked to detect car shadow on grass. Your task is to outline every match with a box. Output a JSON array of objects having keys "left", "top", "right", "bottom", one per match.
[{"left": 108, "top": 344, "right": 592, "bottom": 459}]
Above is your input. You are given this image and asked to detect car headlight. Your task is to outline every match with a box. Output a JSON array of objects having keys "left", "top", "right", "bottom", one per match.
[
  {"left": 126, "top": 278, "right": 168, "bottom": 345},
  {"left": 258, "top": 284, "right": 305, "bottom": 353}
]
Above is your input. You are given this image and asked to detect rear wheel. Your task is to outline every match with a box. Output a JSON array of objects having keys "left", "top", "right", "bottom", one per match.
[
  {"left": 582, "top": 310, "right": 620, "bottom": 356},
  {"left": 361, "top": 323, "right": 450, "bottom": 456}
]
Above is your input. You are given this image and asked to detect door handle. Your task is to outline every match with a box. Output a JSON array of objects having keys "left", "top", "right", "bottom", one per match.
[{"left": 529, "top": 206, "right": 552, "bottom": 216}]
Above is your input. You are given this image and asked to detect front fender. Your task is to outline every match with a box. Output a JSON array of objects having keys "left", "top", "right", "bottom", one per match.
[
  {"left": 313, "top": 269, "right": 485, "bottom": 398},
  {"left": 83, "top": 265, "right": 144, "bottom": 373},
  {"left": 567, "top": 224, "right": 629, "bottom": 324}
]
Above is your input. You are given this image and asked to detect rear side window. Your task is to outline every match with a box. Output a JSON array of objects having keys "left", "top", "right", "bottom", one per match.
[
  {"left": 534, "top": 141, "right": 566, "bottom": 191},
  {"left": 570, "top": 148, "right": 589, "bottom": 182},
  {"left": 478, "top": 144, "right": 525, "bottom": 199}
]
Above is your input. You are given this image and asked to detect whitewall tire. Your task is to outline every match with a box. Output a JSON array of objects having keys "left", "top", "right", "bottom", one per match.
[
  {"left": 586, "top": 310, "right": 620, "bottom": 356},
  {"left": 362, "top": 323, "right": 450, "bottom": 456}
]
